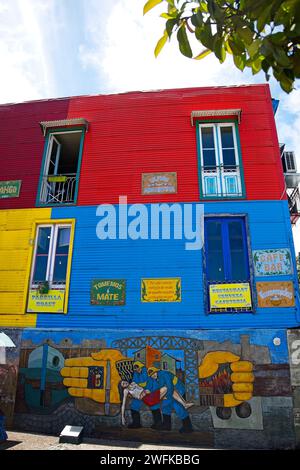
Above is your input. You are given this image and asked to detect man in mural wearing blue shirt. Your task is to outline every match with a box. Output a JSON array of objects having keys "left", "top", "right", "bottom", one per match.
[
  {"left": 128, "top": 361, "right": 163, "bottom": 429},
  {"left": 147, "top": 367, "right": 193, "bottom": 433}
]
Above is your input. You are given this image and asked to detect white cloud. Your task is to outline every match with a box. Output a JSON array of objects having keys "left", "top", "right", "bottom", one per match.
[
  {"left": 0, "top": 0, "right": 57, "bottom": 104},
  {"left": 80, "top": 0, "right": 260, "bottom": 93}
]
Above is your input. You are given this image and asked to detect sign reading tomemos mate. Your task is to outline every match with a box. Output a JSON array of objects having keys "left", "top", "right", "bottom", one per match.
[
  {"left": 142, "top": 172, "right": 177, "bottom": 195},
  {"left": 91, "top": 280, "right": 126, "bottom": 306},
  {"left": 27, "top": 290, "right": 65, "bottom": 313},
  {"left": 257, "top": 281, "right": 295, "bottom": 307},
  {"left": 209, "top": 283, "right": 252, "bottom": 312},
  {"left": 0, "top": 180, "right": 21, "bottom": 198},
  {"left": 141, "top": 278, "right": 181, "bottom": 302},
  {"left": 253, "top": 249, "right": 292, "bottom": 276}
]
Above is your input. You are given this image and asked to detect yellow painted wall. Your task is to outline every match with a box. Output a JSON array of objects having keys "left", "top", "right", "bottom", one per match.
[{"left": 0, "top": 208, "right": 51, "bottom": 327}]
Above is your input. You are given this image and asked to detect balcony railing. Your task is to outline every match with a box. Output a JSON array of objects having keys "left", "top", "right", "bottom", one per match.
[
  {"left": 39, "top": 174, "right": 76, "bottom": 204},
  {"left": 202, "top": 165, "right": 242, "bottom": 198},
  {"left": 287, "top": 186, "right": 300, "bottom": 225}
]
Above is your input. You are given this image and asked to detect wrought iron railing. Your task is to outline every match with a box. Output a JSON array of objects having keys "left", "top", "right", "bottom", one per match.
[
  {"left": 40, "top": 174, "right": 76, "bottom": 204},
  {"left": 202, "top": 165, "right": 242, "bottom": 197},
  {"left": 287, "top": 186, "right": 300, "bottom": 224}
]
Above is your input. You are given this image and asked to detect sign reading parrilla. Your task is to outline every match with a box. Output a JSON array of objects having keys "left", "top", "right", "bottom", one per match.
[
  {"left": 0, "top": 180, "right": 21, "bottom": 198},
  {"left": 27, "top": 290, "right": 65, "bottom": 313},
  {"left": 91, "top": 279, "right": 126, "bottom": 305}
]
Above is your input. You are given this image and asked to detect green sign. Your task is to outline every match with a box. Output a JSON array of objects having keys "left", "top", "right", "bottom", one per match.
[
  {"left": 0, "top": 180, "right": 21, "bottom": 198},
  {"left": 91, "top": 279, "right": 126, "bottom": 306}
]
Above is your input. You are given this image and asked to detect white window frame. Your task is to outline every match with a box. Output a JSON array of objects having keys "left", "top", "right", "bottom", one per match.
[
  {"left": 198, "top": 122, "right": 242, "bottom": 198},
  {"left": 30, "top": 224, "right": 71, "bottom": 290}
]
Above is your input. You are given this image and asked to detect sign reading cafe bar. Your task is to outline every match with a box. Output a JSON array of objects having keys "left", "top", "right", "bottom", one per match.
[
  {"left": 253, "top": 248, "right": 292, "bottom": 276},
  {"left": 209, "top": 283, "right": 252, "bottom": 312},
  {"left": 91, "top": 280, "right": 126, "bottom": 306}
]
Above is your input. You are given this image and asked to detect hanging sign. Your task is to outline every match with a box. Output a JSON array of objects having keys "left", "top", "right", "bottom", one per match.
[
  {"left": 142, "top": 172, "right": 177, "bottom": 195},
  {"left": 209, "top": 283, "right": 252, "bottom": 311},
  {"left": 0, "top": 180, "right": 22, "bottom": 198},
  {"left": 257, "top": 281, "right": 295, "bottom": 307},
  {"left": 91, "top": 279, "right": 126, "bottom": 305},
  {"left": 253, "top": 249, "right": 292, "bottom": 276},
  {"left": 141, "top": 278, "right": 181, "bottom": 302},
  {"left": 27, "top": 290, "right": 65, "bottom": 313}
]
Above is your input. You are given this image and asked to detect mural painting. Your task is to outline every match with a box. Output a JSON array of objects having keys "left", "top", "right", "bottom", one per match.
[
  {"left": 13, "top": 329, "right": 294, "bottom": 448},
  {"left": 0, "top": 329, "right": 22, "bottom": 427}
]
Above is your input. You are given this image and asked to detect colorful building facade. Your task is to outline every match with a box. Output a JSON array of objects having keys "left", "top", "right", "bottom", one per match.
[{"left": 0, "top": 85, "right": 300, "bottom": 448}]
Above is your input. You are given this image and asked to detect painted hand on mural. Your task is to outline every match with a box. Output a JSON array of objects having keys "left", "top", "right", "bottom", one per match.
[
  {"left": 60, "top": 349, "right": 126, "bottom": 404},
  {"left": 199, "top": 351, "right": 254, "bottom": 407}
]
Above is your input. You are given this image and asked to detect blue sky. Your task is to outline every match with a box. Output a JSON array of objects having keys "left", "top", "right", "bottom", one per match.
[{"left": 1, "top": 0, "right": 300, "bottom": 249}]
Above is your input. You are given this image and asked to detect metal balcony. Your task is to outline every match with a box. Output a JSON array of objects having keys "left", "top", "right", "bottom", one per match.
[
  {"left": 39, "top": 174, "right": 76, "bottom": 205},
  {"left": 287, "top": 186, "right": 300, "bottom": 225},
  {"left": 201, "top": 165, "right": 243, "bottom": 198}
]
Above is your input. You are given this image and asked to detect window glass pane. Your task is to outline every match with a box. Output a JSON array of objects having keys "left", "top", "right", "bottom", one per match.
[
  {"left": 228, "top": 221, "right": 248, "bottom": 280},
  {"left": 36, "top": 227, "right": 51, "bottom": 254},
  {"left": 53, "top": 227, "right": 70, "bottom": 282},
  {"left": 201, "top": 127, "right": 215, "bottom": 148},
  {"left": 32, "top": 227, "right": 51, "bottom": 282},
  {"left": 32, "top": 257, "right": 49, "bottom": 283},
  {"left": 221, "top": 127, "right": 236, "bottom": 167},
  {"left": 206, "top": 221, "right": 225, "bottom": 281},
  {"left": 55, "top": 227, "right": 70, "bottom": 254},
  {"left": 220, "top": 126, "right": 234, "bottom": 148},
  {"left": 203, "top": 149, "right": 216, "bottom": 167},
  {"left": 222, "top": 149, "right": 236, "bottom": 167},
  {"left": 48, "top": 139, "right": 59, "bottom": 175}
]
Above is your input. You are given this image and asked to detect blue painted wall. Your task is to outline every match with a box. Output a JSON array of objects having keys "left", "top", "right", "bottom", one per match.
[{"left": 35, "top": 200, "right": 300, "bottom": 329}]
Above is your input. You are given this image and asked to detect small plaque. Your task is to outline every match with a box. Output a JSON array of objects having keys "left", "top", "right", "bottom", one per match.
[{"left": 142, "top": 172, "right": 177, "bottom": 195}]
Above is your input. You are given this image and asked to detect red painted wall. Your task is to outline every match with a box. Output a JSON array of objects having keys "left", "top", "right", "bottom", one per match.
[
  {"left": 67, "top": 84, "right": 286, "bottom": 205},
  {"left": 0, "top": 84, "right": 286, "bottom": 209},
  {"left": 0, "top": 98, "right": 70, "bottom": 209}
]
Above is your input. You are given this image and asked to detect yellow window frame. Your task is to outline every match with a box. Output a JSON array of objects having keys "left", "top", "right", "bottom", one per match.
[{"left": 23, "top": 218, "right": 75, "bottom": 314}]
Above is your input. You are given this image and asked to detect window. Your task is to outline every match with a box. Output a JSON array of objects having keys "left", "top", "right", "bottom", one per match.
[
  {"left": 198, "top": 122, "right": 244, "bottom": 198},
  {"left": 30, "top": 224, "right": 71, "bottom": 289},
  {"left": 205, "top": 217, "right": 252, "bottom": 313},
  {"left": 38, "top": 128, "right": 85, "bottom": 205}
]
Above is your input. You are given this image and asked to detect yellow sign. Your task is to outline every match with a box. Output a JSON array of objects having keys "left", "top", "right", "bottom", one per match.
[
  {"left": 27, "top": 290, "right": 65, "bottom": 313},
  {"left": 209, "top": 283, "right": 252, "bottom": 311},
  {"left": 141, "top": 278, "right": 181, "bottom": 302}
]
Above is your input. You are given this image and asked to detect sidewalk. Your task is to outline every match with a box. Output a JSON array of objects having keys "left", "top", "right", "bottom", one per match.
[{"left": 0, "top": 431, "right": 208, "bottom": 451}]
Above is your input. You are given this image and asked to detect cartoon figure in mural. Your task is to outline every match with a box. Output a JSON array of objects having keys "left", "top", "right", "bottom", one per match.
[
  {"left": 120, "top": 378, "right": 194, "bottom": 427},
  {"left": 146, "top": 367, "right": 194, "bottom": 433},
  {"left": 125, "top": 361, "right": 160, "bottom": 429}
]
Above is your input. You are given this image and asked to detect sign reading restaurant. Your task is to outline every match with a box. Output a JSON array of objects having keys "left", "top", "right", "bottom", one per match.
[
  {"left": 0, "top": 180, "right": 22, "bottom": 199},
  {"left": 91, "top": 280, "right": 126, "bottom": 305},
  {"left": 209, "top": 283, "right": 252, "bottom": 312}
]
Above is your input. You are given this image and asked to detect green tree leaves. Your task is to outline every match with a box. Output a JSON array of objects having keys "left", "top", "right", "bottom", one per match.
[{"left": 144, "top": 0, "right": 300, "bottom": 93}]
